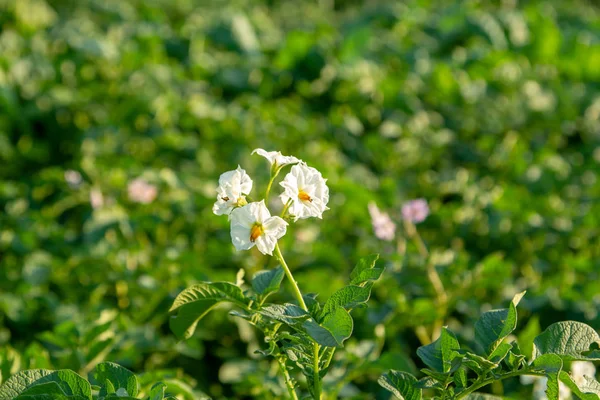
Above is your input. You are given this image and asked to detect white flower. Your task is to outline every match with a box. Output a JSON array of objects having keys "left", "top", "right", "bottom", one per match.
[
  {"left": 571, "top": 361, "right": 596, "bottom": 385},
  {"left": 252, "top": 148, "right": 301, "bottom": 169},
  {"left": 229, "top": 201, "right": 288, "bottom": 255},
  {"left": 64, "top": 170, "right": 82, "bottom": 188},
  {"left": 128, "top": 178, "right": 157, "bottom": 204},
  {"left": 212, "top": 166, "right": 253, "bottom": 216},
  {"left": 368, "top": 202, "right": 396, "bottom": 241},
  {"left": 279, "top": 163, "right": 329, "bottom": 220},
  {"left": 521, "top": 375, "right": 571, "bottom": 400}
]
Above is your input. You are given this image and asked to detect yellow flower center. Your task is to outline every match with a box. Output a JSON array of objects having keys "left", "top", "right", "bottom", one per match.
[
  {"left": 236, "top": 196, "right": 248, "bottom": 207},
  {"left": 250, "top": 223, "right": 263, "bottom": 242},
  {"left": 298, "top": 190, "right": 312, "bottom": 202}
]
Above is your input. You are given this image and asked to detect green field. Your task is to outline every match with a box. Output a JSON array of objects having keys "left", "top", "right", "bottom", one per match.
[{"left": 1, "top": 0, "right": 599, "bottom": 399}]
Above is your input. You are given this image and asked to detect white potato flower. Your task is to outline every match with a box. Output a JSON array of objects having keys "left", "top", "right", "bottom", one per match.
[
  {"left": 521, "top": 375, "right": 571, "bottom": 400},
  {"left": 279, "top": 163, "right": 329, "bottom": 221},
  {"left": 229, "top": 201, "right": 288, "bottom": 255},
  {"left": 212, "top": 166, "right": 253, "bottom": 216},
  {"left": 571, "top": 361, "right": 596, "bottom": 385},
  {"left": 252, "top": 148, "right": 301, "bottom": 169}
]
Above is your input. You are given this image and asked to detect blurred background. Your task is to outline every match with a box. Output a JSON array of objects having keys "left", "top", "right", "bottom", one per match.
[{"left": 1, "top": 0, "right": 599, "bottom": 398}]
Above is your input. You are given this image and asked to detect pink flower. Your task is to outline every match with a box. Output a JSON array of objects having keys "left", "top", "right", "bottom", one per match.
[
  {"left": 90, "top": 188, "right": 104, "bottom": 209},
  {"left": 128, "top": 178, "right": 157, "bottom": 204},
  {"left": 368, "top": 202, "right": 396, "bottom": 241},
  {"left": 401, "top": 199, "right": 429, "bottom": 224}
]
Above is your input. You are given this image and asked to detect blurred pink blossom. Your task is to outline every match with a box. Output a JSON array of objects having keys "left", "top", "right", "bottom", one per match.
[
  {"left": 64, "top": 170, "right": 82, "bottom": 188},
  {"left": 401, "top": 199, "right": 429, "bottom": 224},
  {"left": 128, "top": 178, "right": 157, "bottom": 204},
  {"left": 368, "top": 202, "right": 396, "bottom": 241},
  {"left": 90, "top": 188, "right": 104, "bottom": 209}
]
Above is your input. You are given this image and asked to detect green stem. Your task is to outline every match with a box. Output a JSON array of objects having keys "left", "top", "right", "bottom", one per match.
[
  {"left": 404, "top": 221, "right": 447, "bottom": 340},
  {"left": 323, "top": 347, "right": 335, "bottom": 369},
  {"left": 276, "top": 355, "right": 299, "bottom": 400},
  {"left": 274, "top": 243, "right": 307, "bottom": 310},
  {"left": 280, "top": 199, "right": 292, "bottom": 218},
  {"left": 265, "top": 166, "right": 282, "bottom": 206},
  {"left": 313, "top": 342, "right": 322, "bottom": 399},
  {"left": 454, "top": 370, "right": 544, "bottom": 399},
  {"left": 274, "top": 243, "right": 321, "bottom": 399}
]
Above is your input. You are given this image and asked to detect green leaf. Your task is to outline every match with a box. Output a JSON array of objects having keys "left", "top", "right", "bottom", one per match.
[
  {"left": 378, "top": 370, "right": 421, "bottom": 400},
  {"left": 149, "top": 382, "right": 167, "bottom": 400},
  {"left": 488, "top": 342, "right": 512, "bottom": 363},
  {"left": 517, "top": 315, "right": 540, "bottom": 360},
  {"left": 413, "top": 377, "right": 439, "bottom": 389},
  {"left": 533, "top": 321, "right": 600, "bottom": 361},
  {"left": 303, "top": 307, "right": 353, "bottom": 347},
  {"left": 454, "top": 367, "right": 467, "bottom": 389},
  {"left": 0, "top": 370, "right": 91, "bottom": 400},
  {"left": 0, "top": 370, "right": 53, "bottom": 399},
  {"left": 321, "top": 307, "right": 353, "bottom": 346},
  {"left": 349, "top": 254, "right": 383, "bottom": 286},
  {"left": 93, "top": 362, "right": 138, "bottom": 397},
  {"left": 259, "top": 304, "right": 310, "bottom": 326},
  {"left": 474, "top": 291, "right": 525, "bottom": 356},
  {"left": 505, "top": 342, "right": 526, "bottom": 371},
  {"left": 559, "top": 371, "right": 600, "bottom": 399},
  {"left": 533, "top": 354, "right": 563, "bottom": 400},
  {"left": 320, "top": 283, "right": 373, "bottom": 318},
  {"left": 169, "top": 282, "right": 248, "bottom": 340},
  {"left": 416, "top": 328, "right": 460, "bottom": 373},
  {"left": 461, "top": 352, "right": 498, "bottom": 374},
  {"left": 463, "top": 394, "right": 504, "bottom": 399},
  {"left": 252, "top": 266, "right": 284, "bottom": 296},
  {"left": 16, "top": 382, "right": 67, "bottom": 397}
]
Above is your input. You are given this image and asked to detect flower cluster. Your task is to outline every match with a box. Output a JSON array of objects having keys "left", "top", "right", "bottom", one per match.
[{"left": 213, "top": 149, "right": 329, "bottom": 255}]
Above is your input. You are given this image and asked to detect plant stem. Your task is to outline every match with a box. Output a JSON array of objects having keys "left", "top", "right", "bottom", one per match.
[
  {"left": 454, "top": 370, "right": 545, "bottom": 399},
  {"left": 404, "top": 221, "right": 448, "bottom": 340},
  {"left": 313, "top": 342, "right": 322, "bottom": 398},
  {"left": 274, "top": 243, "right": 321, "bottom": 399},
  {"left": 274, "top": 243, "right": 307, "bottom": 310},
  {"left": 265, "top": 166, "right": 282, "bottom": 206},
  {"left": 276, "top": 355, "right": 299, "bottom": 400},
  {"left": 323, "top": 347, "right": 335, "bottom": 369},
  {"left": 280, "top": 199, "right": 292, "bottom": 218},
  {"left": 415, "top": 325, "right": 431, "bottom": 345}
]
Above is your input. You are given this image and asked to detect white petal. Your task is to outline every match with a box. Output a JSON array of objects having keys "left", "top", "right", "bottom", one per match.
[
  {"left": 280, "top": 174, "right": 299, "bottom": 196},
  {"left": 230, "top": 205, "right": 255, "bottom": 228},
  {"left": 246, "top": 200, "right": 271, "bottom": 224},
  {"left": 275, "top": 154, "right": 300, "bottom": 166},
  {"left": 253, "top": 148, "right": 300, "bottom": 167},
  {"left": 213, "top": 199, "right": 233, "bottom": 216},
  {"left": 218, "top": 166, "right": 253, "bottom": 196},
  {"left": 252, "top": 148, "right": 278, "bottom": 165},
  {"left": 254, "top": 235, "right": 277, "bottom": 255},
  {"left": 263, "top": 216, "right": 288, "bottom": 240},
  {"left": 230, "top": 222, "right": 254, "bottom": 251},
  {"left": 218, "top": 169, "right": 237, "bottom": 188}
]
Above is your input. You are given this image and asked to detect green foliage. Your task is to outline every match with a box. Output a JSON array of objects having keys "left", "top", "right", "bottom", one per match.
[
  {"left": 1, "top": 0, "right": 599, "bottom": 398},
  {"left": 170, "top": 254, "right": 383, "bottom": 397},
  {"left": 379, "top": 293, "right": 600, "bottom": 399},
  {"left": 0, "top": 363, "right": 178, "bottom": 400},
  {"left": 169, "top": 282, "right": 249, "bottom": 340}
]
